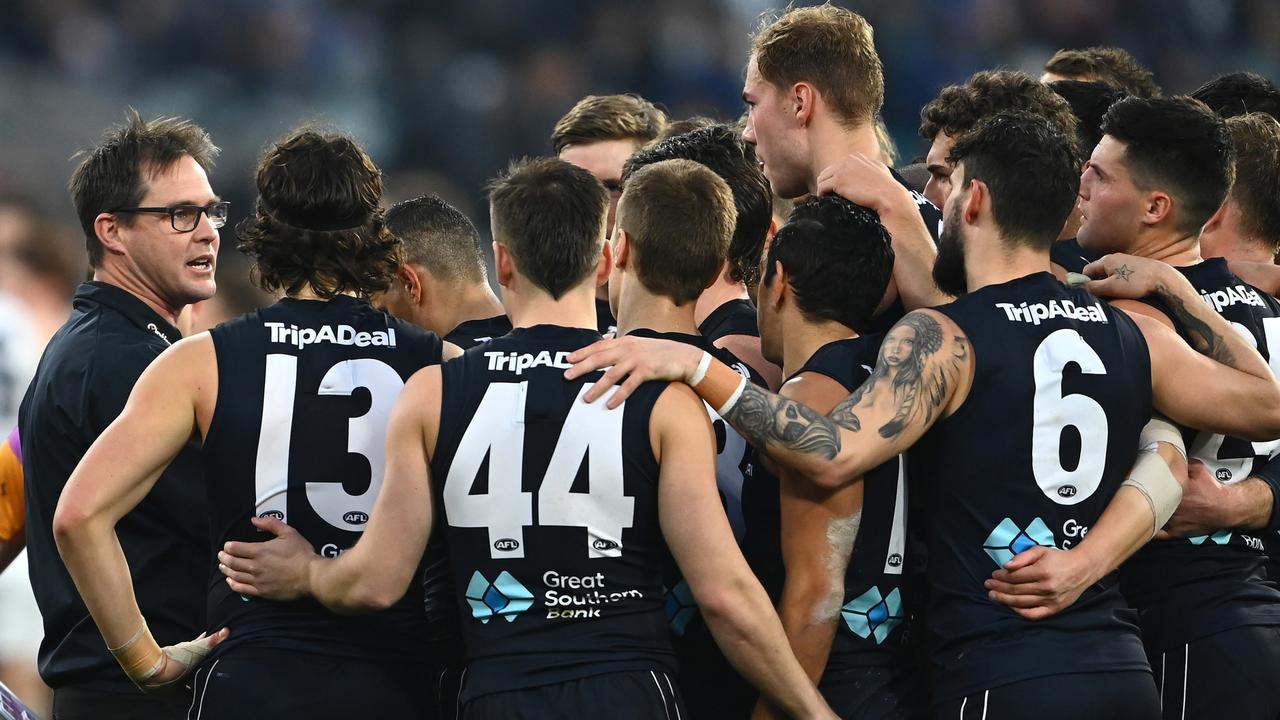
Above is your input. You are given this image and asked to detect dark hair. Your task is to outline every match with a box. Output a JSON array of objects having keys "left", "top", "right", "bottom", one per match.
[
  {"left": 552, "top": 94, "right": 669, "bottom": 153},
  {"left": 624, "top": 124, "right": 771, "bottom": 287},
  {"left": 947, "top": 111, "right": 1081, "bottom": 248},
  {"left": 1044, "top": 46, "right": 1161, "bottom": 98},
  {"left": 654, "top": 115, "right": 719, "bottom": 144},
  {"left": 618, "top": 159, "right": 737, "bottom": 306},
  {"left": 487, "top": 156, "right": 608, "bottom": 299},
  {"left": 236, "top": 127, "right": 400, "bottom": 299},
  {"left": 1225, "top": 113, "right": 1280, "bottom": 253},
  {"left": 1100, "top": 96, "right": 1234, "bottom": 235},
  {"left": 69, "top": 108, "right": 218, "bottom": 267},
  {"left": 1192, "top": 72, "right": 1280, "bottom": 120},
  {"left": 1047, "top": 79, "right": 1125, "bottom": 159},
  {"left": 751, "top": 4, "right": 884, "bottom": 125},
  {"left": 386, "top": 194, "right": 486, "bottom": 285},
  {"left": 764, "top": 196, "right": 893, "bottom": 333},
  {"left": 920, "top": 71, "right": 1079, "bottom": 156}
]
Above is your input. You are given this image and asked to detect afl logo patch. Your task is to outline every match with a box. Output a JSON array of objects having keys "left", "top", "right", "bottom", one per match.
[
  {"left": 343, "top": 511, "right": 369, "bottom": 525},
  {"left": 592, "top": 539, "right": 619, "bottom": 551},
  {"left": 259, "top": 510, "right": 284, "bottom": 520},
  {"left": 1058, "top": 486, "right": 1077, "bottom": 498},
  {"left": 494, "top": 538, "right": 520, "bottom": 552}
]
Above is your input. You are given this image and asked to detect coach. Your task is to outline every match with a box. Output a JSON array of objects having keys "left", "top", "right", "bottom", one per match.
[{"left": 18, "top": 111, "right": 220, "bottom": 720}]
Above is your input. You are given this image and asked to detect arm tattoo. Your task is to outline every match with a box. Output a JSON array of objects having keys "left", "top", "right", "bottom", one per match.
[
  {"left": 842, "top": 313, "right": 967, "bottom": 440},
  {"left": 1155, "top": 282, "right": 1235, "bottom": 365},
  {"left": 724, "top": 384, "right": 843, "bottom": 461}
]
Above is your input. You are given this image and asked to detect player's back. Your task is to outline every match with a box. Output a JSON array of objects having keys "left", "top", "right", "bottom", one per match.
[
  {"left": 202, "top": 295, "right": 442, "bottom": 661},
  {"left": 1119, "top": 258, "right": 1280, "bottom": 651},
  {"left": 795, "top": 336, "right": 913, "bottom": 670},
  {"left": 432, "top": 325, "right": 675, "bottom": 704},
  {"left": 911, "top": 272, "right": 1152, "bottom": 702}
]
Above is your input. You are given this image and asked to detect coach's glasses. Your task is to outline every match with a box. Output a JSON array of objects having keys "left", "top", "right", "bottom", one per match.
[{"left": 111, "top": 201, "right": 230, "bottom": 232}]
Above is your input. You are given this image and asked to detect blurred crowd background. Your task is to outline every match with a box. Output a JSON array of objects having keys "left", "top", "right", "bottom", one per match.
[{"left": 2, "top": 0, "right": 1279, "bottom": 714}]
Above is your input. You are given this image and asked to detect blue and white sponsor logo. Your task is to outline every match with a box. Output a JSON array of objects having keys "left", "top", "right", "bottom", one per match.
[
  {"left": 664, "top": 580, "right": 698, "bottom": 636},
  {"left": 465, "top": 570, "right": 535, "bottom": 624},
  {"left": 983, "top": 517, "right": 1056, "bottom": 567},
  {"left": 1187, "top": 529, "right": 1233, "bottom": 546},
  {"left": 841, "top": 586, "right": 904, "bottom": 645}
]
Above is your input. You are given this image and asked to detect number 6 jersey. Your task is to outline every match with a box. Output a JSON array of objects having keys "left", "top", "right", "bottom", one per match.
[
  {"left": 203, "top": 296, "right": 443, "bottom": 662},
  {"left": 431, "top": 325, "right": 677, "bottom": 703},
  {"left": 908, "top": 272, "right": 1153, "bottom": 702}
]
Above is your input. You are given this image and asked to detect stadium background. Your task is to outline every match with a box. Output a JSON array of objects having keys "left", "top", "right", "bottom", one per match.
[{"left": 0, "top": 0, "right": 1278, "bottom": 714}]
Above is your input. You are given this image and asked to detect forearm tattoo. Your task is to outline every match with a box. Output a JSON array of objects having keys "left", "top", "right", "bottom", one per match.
[
  {"left": 724, "top": 385, "right": 843, "bottom": 460},
  {"left": 1155, "top": 282, "right": 1235, "bottom": 365}
]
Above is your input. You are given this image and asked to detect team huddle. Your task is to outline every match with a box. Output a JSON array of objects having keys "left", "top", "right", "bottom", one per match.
[{"left": 7, "top": 3, "right": 1280, "bottom": 720}]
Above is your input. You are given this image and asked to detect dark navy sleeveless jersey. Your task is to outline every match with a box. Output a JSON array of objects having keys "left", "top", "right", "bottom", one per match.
[
  {"left": 697, "top": 299, "right": 760, "bottom": 345},
  {"left": 1118, "top": 258, "right": 1280, "bottom": 650},
  {"left": 791, "top": 335, "right": 915, "bottom": 673},
  {"left": 1049, "top": 237, "right": 1096, "bottom": 275},
  {"left": 623, "top": 329, "right": 771, "bottom": 719},
  {"left": 910, "top": 273, "right": 1153, "bottom": 701},
  {"left": 865, "top": 170, "right": 944, "bottom": 335},
  {"left": 203, "top": 296, "right": 443, "bottom": 662},
  {"left": 432, "top": 325, "right": 676, "bottom": 701},
  {"left": 446, "top": 314, "right": 513, "bottom": 350}
]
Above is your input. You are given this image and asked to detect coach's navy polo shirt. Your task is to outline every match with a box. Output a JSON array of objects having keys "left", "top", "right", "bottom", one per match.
[{"left": 19, "top": 281, "right": 207, "bottom": 693}]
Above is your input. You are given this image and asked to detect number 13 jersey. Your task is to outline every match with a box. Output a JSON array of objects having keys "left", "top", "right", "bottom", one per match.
[
  {"left": 203, "top": 296, "right": 442, "bottom": 661},
  {"left": 431, "top": 325, "right": 677, "bottom": 702},
  {"left": 909, "top": 273, "right": 1153, "bottom": 702}
]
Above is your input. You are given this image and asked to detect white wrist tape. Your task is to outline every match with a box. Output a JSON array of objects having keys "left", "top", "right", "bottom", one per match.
[
  {"left": 1138, "top": 413, "right": 1185, "bottom": 459},
  {"left": 716, "top": 376, "right": 749, "bottom": 417},
  {"left": 689, "top": 351, "right": 713, "bottom": 387},
  {"left": 1123, "top": 450, "right": 1183, "bottom": 538}
]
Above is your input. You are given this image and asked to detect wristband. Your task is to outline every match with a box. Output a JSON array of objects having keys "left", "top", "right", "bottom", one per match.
[
  {"left": 716, "top": 376, "right": 749, "bottom": 417},
  {"left": 109, "top": 621, "right": 165, "bottom": 685},
  {"left": 689, "top": 351, "right": 713, "bottom": 387}
]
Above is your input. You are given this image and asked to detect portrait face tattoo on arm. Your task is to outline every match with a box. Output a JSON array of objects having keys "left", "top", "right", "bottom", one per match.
[
  {"left": 829, "top": 313, "right": 965, "bottom": 439},
  {"left": 723, "top": 311, "right": 968, "bottom": 467}
]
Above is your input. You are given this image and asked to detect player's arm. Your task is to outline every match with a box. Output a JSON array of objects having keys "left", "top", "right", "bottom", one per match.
[
  {"left": 1160, "top": 457, "right": 1280, "bottom": 538},
  {"left": 568, "top": 310, "right": 972, "bottom": 489},
  {"left": 714, "top": 333, "right": 783, "bottom": 391},
  {"left": 52, "top": 336, "right": 225, "bottom": 688},
  {"left": 987, "top": 418, "right": 1186, "bottom": 619},
  {"left": 653, "top": 384, "right": 835, "bottom": 720},
  {"left": 815, "top": 152, "right": 951, "bottom": 309},
  {"left": 221, "top": 365, "right": 438, "bottom": 613},
  {"left": 772, "top": 372, "right": 862, "bottom": 682},
  {"left": 1085, "top": 254, "right": 1280, "bottom": 440}
]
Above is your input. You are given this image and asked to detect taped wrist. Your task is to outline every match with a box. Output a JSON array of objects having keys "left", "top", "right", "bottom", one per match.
[
  {"left": 1138, "top": 413, "right": 1185, "bottom": 459},
  {"left": 109, "top": 622, "right": 165, "bottom": 686},
  {"left": 1122, "top": 449, "right": 1183, "bottom": 539}
]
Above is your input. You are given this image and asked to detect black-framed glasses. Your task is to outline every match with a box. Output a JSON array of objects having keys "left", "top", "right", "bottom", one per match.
[{"left": 111, "top": 201, "right": 230, "bottom": 232}]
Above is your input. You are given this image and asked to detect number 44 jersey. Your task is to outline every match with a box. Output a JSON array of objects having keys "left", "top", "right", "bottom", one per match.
[
  {"left": 431, "top": 325, "right": 677, "bottom": 703},
  {"left": 908, "top": 273, "right": 1153, "bottom": 702},
  {"left": 203, "top": 296, "right": 442, "bottom": 661}
]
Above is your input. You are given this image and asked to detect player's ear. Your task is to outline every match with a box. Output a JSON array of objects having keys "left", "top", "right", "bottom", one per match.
[
  {"left": 398, "top": 264, "right": 424, "bottom": 306},
  {"left": 1201, "top": 202, "right": 1227, "bottom": 235},
  {"left": 963, "top": 179, "right": 985, "bottom": 225},
  {"left": 595, "top": 237, "right": 613, "bottom": 289},
  {"left": 793, "top": 82, "right": 816, "bottom": 127},
  {"left": 769, "top": 261, "right": 788, "bottom": 309},
  {"left": 1144, "top": 191, "right": 1173, "bottom": 227},
  {"left": 613, "top": 228, "right": 630, "bottom": 270},
  {"left": 493, "top": 241, "right": 514, "bottom": 289}
]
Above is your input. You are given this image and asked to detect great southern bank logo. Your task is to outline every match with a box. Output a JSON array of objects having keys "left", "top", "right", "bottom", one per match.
[
  {"left": 841, "top": 586, "right": 904, "bottom": 645},
  {"left": 465, "top": 570, "right": 534, "bottom": 623},
  {"left": 983, "top": 517, "right": 1055, "bottom": 567}
]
